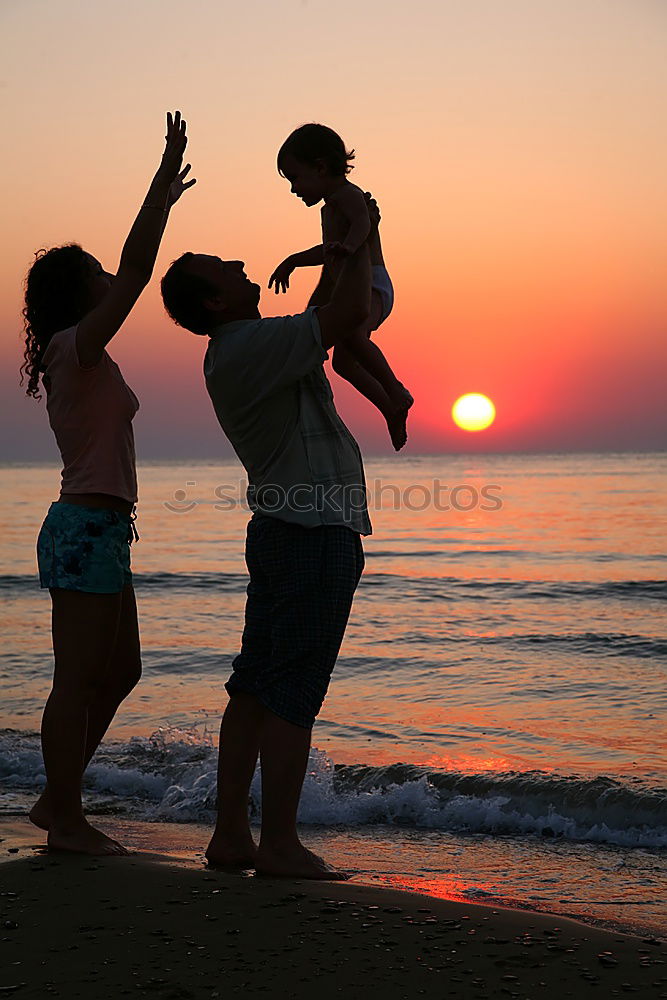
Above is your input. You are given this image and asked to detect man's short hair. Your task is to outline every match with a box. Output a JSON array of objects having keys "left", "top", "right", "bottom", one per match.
[{"left": 161, "top": 253, "right": 218, "bottom": 334}]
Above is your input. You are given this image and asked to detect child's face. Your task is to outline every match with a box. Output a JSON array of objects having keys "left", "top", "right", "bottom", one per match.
[{"left": 280, "top": 153, "right": 328, "bottom": 206}]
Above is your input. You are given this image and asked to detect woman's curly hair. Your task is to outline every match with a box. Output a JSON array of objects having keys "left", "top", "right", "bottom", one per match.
[{"left": 21, "top": 244, "right": 93, "bottom": 400}]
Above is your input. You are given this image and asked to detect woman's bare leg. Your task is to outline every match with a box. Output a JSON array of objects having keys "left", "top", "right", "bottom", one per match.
[
  {"left": 30, "top": 585, "right": 142, "bottom": 834},
  {"left": 38, "top": 588, "right": 131, "bottom": 854}
]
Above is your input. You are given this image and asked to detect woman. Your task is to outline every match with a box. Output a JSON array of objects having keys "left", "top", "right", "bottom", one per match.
[{"left": 20, "top": 111, "right": 195, "bottom": 855}]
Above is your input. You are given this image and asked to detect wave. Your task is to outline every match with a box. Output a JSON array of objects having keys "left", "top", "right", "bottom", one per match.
[
  {"left": 0, "top": 571, "right": 249, "bottom": 596},
  {"left": 508, "top": 631, "right": 667, "bottom": 659},
  {"left": 395, "top": 630, "right": 667, "bottom": 659},
  {"left": 400, "top": 577, "right": 667, "bottom": 603},
  {"left": 2, "top": 571, "right": 666, "bottom": 603},
  {"left": 1, "top": 728, "right": 665, "bottom": 848}
]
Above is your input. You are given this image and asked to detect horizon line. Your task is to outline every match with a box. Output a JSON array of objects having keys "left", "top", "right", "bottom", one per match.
[{"left": 1, "top": 447, "right": 666, "bottom": 469}]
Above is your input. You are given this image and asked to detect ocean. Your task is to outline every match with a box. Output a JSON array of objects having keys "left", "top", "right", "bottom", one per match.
[{"left": 1, "top": 452, "right": 665, "bottom": 937}]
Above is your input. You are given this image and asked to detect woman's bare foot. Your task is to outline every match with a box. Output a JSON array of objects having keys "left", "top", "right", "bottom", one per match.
[
  {"left": 47, "top": 819, "right": 129, "bottom": 856},
  {"left": 386, "top": 387, "right": 414, "bottom": 451},
  {"left": 205, "top": 831, "right": 258, "bottom": 870},
  {"left": 28, "top": 792, "right": 52, "bottom": 831},
  {"left": 255, "top": 841, "right": 350, "bottom": 880}
]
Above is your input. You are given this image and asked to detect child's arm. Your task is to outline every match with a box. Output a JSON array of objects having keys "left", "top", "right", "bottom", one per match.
[
  {"left": 326, "top": 185, "right": 371, "bottom": 258},
  {"left": 268, "top": 245, "right": 324, "bottom": 294}
]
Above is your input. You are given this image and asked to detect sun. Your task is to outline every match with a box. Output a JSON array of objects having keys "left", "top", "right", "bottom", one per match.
[{"left": 452, "top": 393, "right": 496, "bottom": 432}]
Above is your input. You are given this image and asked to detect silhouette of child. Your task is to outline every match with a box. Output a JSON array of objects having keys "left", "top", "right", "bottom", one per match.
[{"left": 270, "top": 124, "right": 413, "bottom": 450}]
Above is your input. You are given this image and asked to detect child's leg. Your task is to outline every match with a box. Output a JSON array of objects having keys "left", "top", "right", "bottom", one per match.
[
  {"left": 340, "top": 292, "right": 411, "bottom": 412},
  {"left": 332, "top": 295, "right": 413, "bottom": 451},
  {"left": 331, "top": 341, "right": 393, "bottom": 416}
]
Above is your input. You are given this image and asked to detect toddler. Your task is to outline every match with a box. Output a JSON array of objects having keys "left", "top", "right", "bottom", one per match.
[{"left": 269, "top": 124, "right": 413, "bottom": 450}]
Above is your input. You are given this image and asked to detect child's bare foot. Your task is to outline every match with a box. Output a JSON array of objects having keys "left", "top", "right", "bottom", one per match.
[
  {"left": 205, "top": 831, "right": 258, "bottom": 870},
  {"left": 255, "top": 840, "right": 350, "bottom": 880},
  {"left": 29, "top": 792, "right": 51, "bottom": 831},
  {"left": 47, "top": 819, "right": 129, "bottom": 856},
  {"left": 386, "top": 387, "right": 414, "bottom": 451}
]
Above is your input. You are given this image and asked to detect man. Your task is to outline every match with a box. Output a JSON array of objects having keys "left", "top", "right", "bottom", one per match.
[{"left": 161, "top": 213, "right": 376, "bottom": 879}]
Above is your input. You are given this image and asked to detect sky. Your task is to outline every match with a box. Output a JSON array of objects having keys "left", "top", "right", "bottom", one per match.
[{"left": 1, "top": 0, "right": 666, "bottom": 460}]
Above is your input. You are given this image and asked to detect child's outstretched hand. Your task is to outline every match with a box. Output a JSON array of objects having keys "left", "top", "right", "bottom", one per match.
[{"left": 268, "top": 257, "right": 295, "bottom": 294}]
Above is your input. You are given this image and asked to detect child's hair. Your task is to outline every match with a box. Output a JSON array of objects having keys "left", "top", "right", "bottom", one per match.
[{"left": 277, "top": 124, "right": 355, "bottom": 178}]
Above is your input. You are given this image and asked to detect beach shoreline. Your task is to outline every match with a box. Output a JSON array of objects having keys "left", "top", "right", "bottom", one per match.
[
  {"left": 2, "top": 816, "right": 665, "bottom": 939},
  {"left": 1, "top": 819, "right": 665, "bottom": 999}
]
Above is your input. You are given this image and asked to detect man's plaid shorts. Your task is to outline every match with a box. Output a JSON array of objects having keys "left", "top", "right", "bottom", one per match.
[{"left": 225, "top": 512, "right": 365, "bottom": 729}]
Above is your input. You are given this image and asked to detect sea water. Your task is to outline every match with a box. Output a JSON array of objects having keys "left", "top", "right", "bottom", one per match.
[{"left": 1, "top": 453, "right": 665, "bottom": 935}]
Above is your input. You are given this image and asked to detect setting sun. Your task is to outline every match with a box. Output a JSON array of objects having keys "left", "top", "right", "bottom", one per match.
[{"left": 452, "top": 393, "right": 496, "bottom": 432}]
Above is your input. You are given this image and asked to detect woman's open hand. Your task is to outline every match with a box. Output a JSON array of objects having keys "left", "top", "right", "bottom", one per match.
[
  {"left": 167, "top": 164, "right": 197, "bottom": 208},
  {"left": 158, "top": 111, "right": 189, "bottom": 184}
]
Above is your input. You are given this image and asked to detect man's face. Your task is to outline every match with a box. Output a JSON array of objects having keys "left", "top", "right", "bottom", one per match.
[{"left": 188, "top": 254, "right": 261, "bottom": 317}]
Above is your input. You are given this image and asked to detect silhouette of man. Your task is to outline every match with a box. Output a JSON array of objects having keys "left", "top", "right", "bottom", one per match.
[{"left": 161, "top": 215, "right": 377, "bottom": 878}]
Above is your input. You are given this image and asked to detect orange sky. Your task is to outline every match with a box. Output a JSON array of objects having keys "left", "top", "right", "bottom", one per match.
[{"left": 2, "top": 0, "right": 666, "bottom": 459}]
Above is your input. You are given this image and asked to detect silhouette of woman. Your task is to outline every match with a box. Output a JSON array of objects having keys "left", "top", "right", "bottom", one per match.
[{"left": 20, "top": 111, "right": 195, "bottom": 855}]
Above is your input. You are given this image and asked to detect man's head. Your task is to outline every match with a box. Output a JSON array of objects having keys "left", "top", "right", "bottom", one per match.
[{"left": 161, "top": 253, "right": 261, "bottom": 334}]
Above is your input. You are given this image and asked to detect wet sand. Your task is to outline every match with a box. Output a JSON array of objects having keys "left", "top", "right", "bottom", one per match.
[{"left": 1, "top": 819, "right": 665, "bottom": 998}]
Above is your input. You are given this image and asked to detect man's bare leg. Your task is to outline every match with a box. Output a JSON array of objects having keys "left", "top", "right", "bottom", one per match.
[
  {"left": 255, "top": 712, "right": 349, "bottom": 880},
  {"left": 205, "top": 692, "right": 265, "bottom": 867}
]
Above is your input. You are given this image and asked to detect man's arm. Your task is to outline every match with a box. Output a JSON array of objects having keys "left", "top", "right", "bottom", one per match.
[
  {"left": 316, "top": 243, "right": 371, "bottom": 350},
  {"left": 268, "top": 245, "right": 325, "bottom": 293}
]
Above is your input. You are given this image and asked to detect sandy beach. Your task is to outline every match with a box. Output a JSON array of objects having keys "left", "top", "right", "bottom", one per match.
[{"left": 1, "top": 819, "right": 665, "bottom": 999}]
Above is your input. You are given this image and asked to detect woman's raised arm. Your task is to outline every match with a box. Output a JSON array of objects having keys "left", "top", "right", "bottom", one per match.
[{"left": 77, "top": 111, "right": 196, "bottom": 367}]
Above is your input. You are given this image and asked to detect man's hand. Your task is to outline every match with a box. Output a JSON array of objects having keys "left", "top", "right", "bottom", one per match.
[
  {"left": 268, "top": 257, "right": 295, "bottom": 294},
  {"left": 167, "top": 164, "right": 197, "bottom": 209},
  {"left": 364, "top": 192, "right": 381, "bottom": 230}
]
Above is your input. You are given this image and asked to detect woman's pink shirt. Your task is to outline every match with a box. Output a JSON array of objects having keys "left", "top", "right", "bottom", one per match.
[{"left": 42, "top": 327, "right": 140, "bottom": 503}]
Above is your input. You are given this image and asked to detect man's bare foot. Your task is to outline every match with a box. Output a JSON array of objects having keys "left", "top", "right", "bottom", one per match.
[
  {"left": 28, "top": 792, "right": 51, "bottom": 831},
  {"left": 205, "top": 832, "right": 258, "bottom": 870},
  {"left": 255, "top": 841, "right": 350, "bottom": 880},
  {"left": 386, "top": 388, "right": 414, "bottom": 451},
  {"left": 47, "top": 819, "right": 129, "bottom": 856}
]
